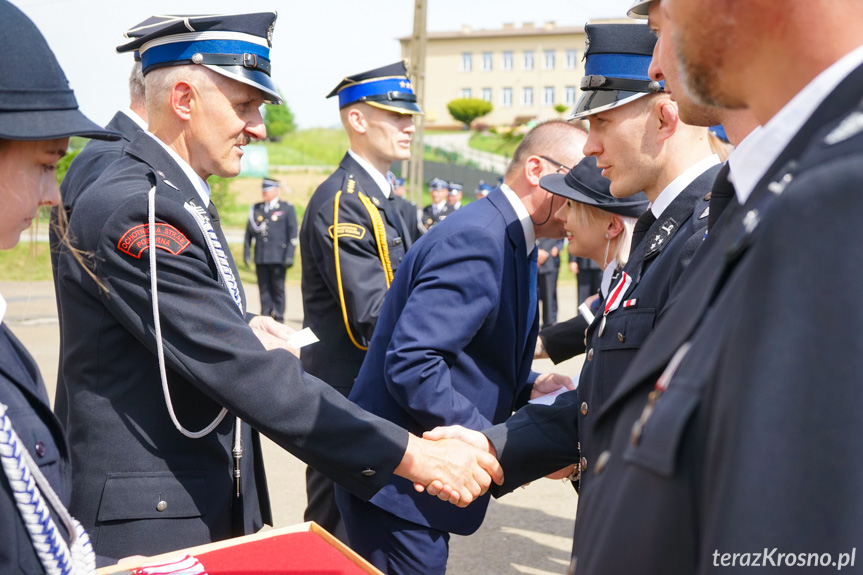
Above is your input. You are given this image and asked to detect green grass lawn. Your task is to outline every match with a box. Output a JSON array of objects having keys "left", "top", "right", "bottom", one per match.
[
  {"left": 0, "top": 240, "right": 577, "bottom": 286},
  {"left": 262, "top": 129, "right": 349, "bottom": 166},
  {"left": 468, "top": 132, "right": 522, "bottom": 158}
]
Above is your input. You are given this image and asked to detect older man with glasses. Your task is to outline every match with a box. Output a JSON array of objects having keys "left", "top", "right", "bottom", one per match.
[{"left": 335, "top": 120, "right": 586, "bottom": 575}]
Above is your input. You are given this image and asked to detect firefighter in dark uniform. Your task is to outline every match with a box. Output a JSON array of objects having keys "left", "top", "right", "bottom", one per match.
[
  {"left": 389, "top": 174, "right": 422, "bottom": 244},
  {"left": 53, "top": 19, "right": 496, "bottom": 561},
  {"left": 421, "top": 177, "right": 452, "bottom": 230},
  {"left": 299, "top": 61, "right": 422, "bottom": 541},
  {"left": 244, "top": 177, "right": 298, "bottom": 322}
]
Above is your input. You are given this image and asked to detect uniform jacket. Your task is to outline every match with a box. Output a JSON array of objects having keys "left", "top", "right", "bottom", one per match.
[
  {"left": 484, "top": 164, "right": 718, "bottom": 492},
  {"left": 0, "top": 325, "right": 72, "bottom": 575},
  {"left": 393, "top": 195, "right": 422, "bottom": 244},
  {"left": 537, "top": 238, "right": 563, "bottom": 273},
  {"left": 55, "top": 133, "right": 408, "bottom": 559},
  {"left": 421, "top": 202, "right": 453, "bottom": 231},
  {"left": 243, "top": 200, "right": 298, "bottom": 266},
  {"left": 487, "top": 60, "right": 863, "bottom": 575},
  {"left": 299, "top": 153, "right": 409, "bottom": 395},
  {"left": 345, "top": 187, "right": 537, "bottom": 535},
  {"left": 52, "top": 110, "right": 143, "bottom": 428}
]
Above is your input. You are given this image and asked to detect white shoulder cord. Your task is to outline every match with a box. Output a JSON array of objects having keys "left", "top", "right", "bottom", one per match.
[
  {"left": 0, "top": 402, "right": 96, "bottom": 575},
  {"left": 148, "top": 187, "right": 228, "bottom": 438}
]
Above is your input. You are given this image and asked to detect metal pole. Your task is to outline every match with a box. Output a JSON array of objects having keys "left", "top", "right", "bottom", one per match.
[{"left": 408, "top": 0, "right": 427, "bottom": 206}]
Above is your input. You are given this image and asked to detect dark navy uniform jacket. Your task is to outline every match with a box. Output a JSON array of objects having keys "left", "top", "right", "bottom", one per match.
[
  {"left": 485, "top": 61, "right": 863, "bottom": 575},
  {"left": 0, "top": 324, "right": 71, "bottom": 575},
  {"left": 55, "top": 133, "right": 408, "bottom": 559},
  {"left": 243, "top": 200, "right": 298, "bottom": 266},
  {"left": 421, "top": 202, "right": 453, "bottom": 231},
  {"left": 574, "top": 163, "right": 719, "bottom": 486},
  {"left": 344, "top": 187, "right": 537, "bottom": 535},
  {"left": 300, "top": 152, "right": 409, "bottom": 396},
  {"left": 52, "top": 110, "right": 143, "bottom": 428}
]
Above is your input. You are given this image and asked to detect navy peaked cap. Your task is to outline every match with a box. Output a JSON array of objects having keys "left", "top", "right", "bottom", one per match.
[
  {"left": 540, "top": 156, "right": 649, "bottom": 218},
  {"left": 627, "top": 0, "right": 652, "bottom": 18},
  {"left": 0, "top": 0, "right": 120, "bottom": 141},
  {"left": 117, "top": 12, "right": 282, "bottom": 105},
  {"left": 327, "top": 61, "right": 422, "bottom": 115},
  {"left": 428, "top": 177, "right": 448, "bottom": 190},
  {"left": 262, "top": 177, "right": 280, "bottom": 190},
  {"left": 570, "top": 23, "right": 662, "bottom": 120}
]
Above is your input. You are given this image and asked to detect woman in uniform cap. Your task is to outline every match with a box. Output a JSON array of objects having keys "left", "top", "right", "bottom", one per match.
[
  {"left": 533, "top": 156, "right": 648, "bottom": 365},
  {"left": 0, "top": 1, "right": 118, "bottom": 573}
]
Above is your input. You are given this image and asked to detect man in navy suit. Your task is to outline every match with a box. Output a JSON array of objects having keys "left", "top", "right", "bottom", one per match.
[
  {"left": 427, "top": 0, "right": 863, "bottom": 572},
  {"left": 335, "top": 120, "right": 586, "bottom": 575}
]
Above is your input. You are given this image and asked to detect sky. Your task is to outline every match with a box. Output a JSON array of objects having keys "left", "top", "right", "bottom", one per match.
[{"left": 15, "top": 0, "right": 637, "bottom": 129}]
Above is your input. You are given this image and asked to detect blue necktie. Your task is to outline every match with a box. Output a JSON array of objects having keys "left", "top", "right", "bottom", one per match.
[{"left": 526, "top": 247, "right": 538, "bottom": 347}]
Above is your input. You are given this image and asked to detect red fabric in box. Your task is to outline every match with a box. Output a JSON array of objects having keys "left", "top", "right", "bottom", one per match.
[{"left": 196, "top": 532, "right": 370, "bottom": 574}]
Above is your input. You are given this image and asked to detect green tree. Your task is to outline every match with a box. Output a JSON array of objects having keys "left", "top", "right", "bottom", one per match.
[
  {"left": 554, "top": 103, "right": 570, "bottom": 116},
  {"left": 447, "top": 98, "right": 493, "bottom": 129},
  {"left": 264, "top": 99, "right": 296, "bottom": 142}
]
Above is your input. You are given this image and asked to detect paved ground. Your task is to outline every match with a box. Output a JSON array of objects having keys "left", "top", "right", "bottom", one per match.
[{"left": 2, "top": 278, "right": 583, "bottom": 574}]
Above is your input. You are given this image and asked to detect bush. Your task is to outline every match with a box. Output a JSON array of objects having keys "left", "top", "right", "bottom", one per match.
[
  {"left": 447, "top": 98, "right": 493, "bottom": 129},
  {"left": 264, "top": 100, "right": 297, "bottom": 142}
]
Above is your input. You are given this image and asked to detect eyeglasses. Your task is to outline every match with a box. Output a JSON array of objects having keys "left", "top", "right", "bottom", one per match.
[{"left": 539, "top": 155, "right": 571, "bottom": 174}]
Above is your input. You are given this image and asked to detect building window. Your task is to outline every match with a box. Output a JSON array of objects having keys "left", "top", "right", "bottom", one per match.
[
  {"left": 502, "top": 87, "right": 513, "bottom": 107},
  {"left": 522, "top": 86, "right": 534, "bottom": 106},
  {"left": 461, "top": 52, "right": 472, "bottom": 72},
  {"left": 544, "top": 86, "right": 555, "bottom": 106},
  {"left": 523, "top": 50, "right": 534, "bottom": 70},
  {"left": 481, "top": 88, "right": 492, "bottom": 102},
  {"left": 482, "top": 51, "right": 493, "bottom": 71},
  {"left": 461, "top": 88, "right": 472, "bottom": 99},
  {"left": 502, "top": 51, "right": 513, "bottom": 71},
  {"left": 566, "top": 50, "right": 579, "bottom": 69},
  {"left": 544, "top": 50, "right": 555, "bottom": 70},
  {"left": 565, "top": 85, "right": 577, "bottom": 106}
]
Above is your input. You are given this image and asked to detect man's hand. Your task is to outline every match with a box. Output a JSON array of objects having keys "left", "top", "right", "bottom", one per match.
[
  {"left": 534, "top": 335, "right": 549, "bottom": 359},
  {"left": 536, "top": 249, "right": 550, "bottom": 266},
  {"left": 248, "top": 315, "right": 299, "bottom": 356},
  {"left": 569, "top": 261, "right": 579, "bottom": 275},
  {"left": 530, "top": 372, "right": 575, "bottom": 400},
  {"left": 416, "top": 425, "right": 499, "bottom": 501},
  {"left": 545, "top": 463, "right": 577, "bottom": 481},
  {"left": 394, "top": 433, "right": 502, "bottom": 508}
]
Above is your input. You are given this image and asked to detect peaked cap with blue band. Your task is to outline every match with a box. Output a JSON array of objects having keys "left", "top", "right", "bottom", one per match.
[
  {"left": 627, "top": 0, "right": 652, "bottom": 19},
  {"left": 569, "top": 23, "right": 662, "bottom": 120},
  {"left": 116, "top": 12, "right": 282, "bottom": 105},
  {"left": 540, "top": 156, "right": 649, "bottom": 218},
  {"left": 327, "top": 61, "right": 422, "bottom": 115},
  {"left": 428, "top": 177, "right": 448, "bottom": 190}
]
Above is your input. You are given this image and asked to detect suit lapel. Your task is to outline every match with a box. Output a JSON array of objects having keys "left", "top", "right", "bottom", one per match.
[
  {"left": 597, "top": 61, "right": 863, "bottom": 420},
  {"left": 487, "top": 189, "right": 532, "bottom": 360}
]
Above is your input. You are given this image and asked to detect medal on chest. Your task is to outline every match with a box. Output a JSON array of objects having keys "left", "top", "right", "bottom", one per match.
[{"left": 598, "top": 271, "right": 632, "bottom": 338}]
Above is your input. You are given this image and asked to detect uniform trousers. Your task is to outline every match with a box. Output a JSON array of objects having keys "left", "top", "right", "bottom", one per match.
[
  {"left": 255, "top": 263, "right": 287, "bottom": 322},
  {"left": 335, "top": 488, "right": 450, "bottom": 575},
  {"left": 537, "top": 270, "right": 559, "bottom": 328}
]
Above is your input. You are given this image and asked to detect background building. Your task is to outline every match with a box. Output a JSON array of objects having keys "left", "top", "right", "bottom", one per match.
[{"left": 400, "top": 22, "right": 587, "bottom": 128}]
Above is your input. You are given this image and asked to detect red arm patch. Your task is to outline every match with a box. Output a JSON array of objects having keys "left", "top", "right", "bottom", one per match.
[{"left": 117, "top": 224, "right": 191, "bottom": 258}]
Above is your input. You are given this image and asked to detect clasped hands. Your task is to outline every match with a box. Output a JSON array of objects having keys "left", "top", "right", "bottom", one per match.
[{"left": 405, "top": 372, "right": 575, "bottom": 507}]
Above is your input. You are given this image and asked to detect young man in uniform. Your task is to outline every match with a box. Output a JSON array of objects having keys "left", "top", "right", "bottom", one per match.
[
  {"left": 299, "top": 61, "right": 421, "bottom": 540},
  {"left": 244, "top": 177, "right": 298, "bottom": 323},
  {"left": 430, "top": 0, "right": 863, "bottom": 571},
  {"left": 54, "top": 16, "right": 500, "bottom": 561},
  {"left": 337, "top": 121, "right": 584, "bottom": 575},
  {"left": 421, "top": 177, "right": 452, "bottom": 230}
]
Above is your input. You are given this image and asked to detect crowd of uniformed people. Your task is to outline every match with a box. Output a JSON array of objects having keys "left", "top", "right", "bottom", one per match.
[{"left": 2, "top": 0, "right": 862, "bottom": 573}]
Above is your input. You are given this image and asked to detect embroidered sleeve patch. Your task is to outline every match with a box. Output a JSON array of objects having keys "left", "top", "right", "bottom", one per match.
[
  {"left": 117, "top": 224, "right": 191, "bottom": 258},
  {"left": 328, "top": 223, "right": 366, "bottom": 240}
]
